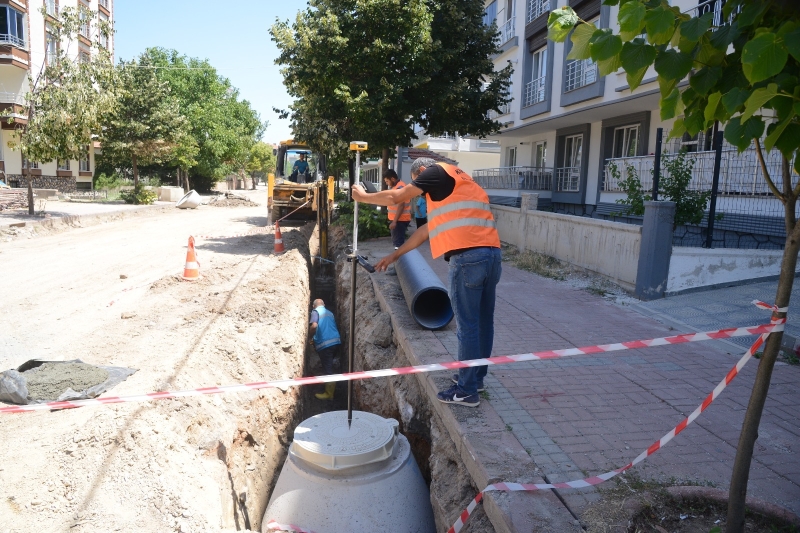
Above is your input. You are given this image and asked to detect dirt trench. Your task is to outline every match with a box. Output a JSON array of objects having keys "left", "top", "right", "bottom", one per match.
[{"left": 329, "top": 227, "right": 495, "bottom": 533}]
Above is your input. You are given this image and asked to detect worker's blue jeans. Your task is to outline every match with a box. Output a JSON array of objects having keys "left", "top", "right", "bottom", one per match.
[{"left": 448, "top": 247, "right": 502, "bottom": 395}]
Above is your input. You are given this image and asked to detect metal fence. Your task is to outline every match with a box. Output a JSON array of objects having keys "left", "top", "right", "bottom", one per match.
[
  {"left": 604, "top": 129, "right": 795, "bottom": 249},
  {"left": 527, "top": 0, "right": 549, "bottom": 23},
  {"left": 564, "top": 59, "right": 596, "bottom": 92},
  {"left": 524, "top": 76, "right": 546, "bottom": 107},
  {"left": 555, "top": 167, "right": 580, "bottom": 192},
  {"left": 473, "top": 166, "right": 552, "bottom": 191}
]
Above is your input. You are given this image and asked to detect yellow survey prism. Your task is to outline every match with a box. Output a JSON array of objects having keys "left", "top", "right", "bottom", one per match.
[{"left": 349, "top": 141, "right": 368, "bottom": 151}]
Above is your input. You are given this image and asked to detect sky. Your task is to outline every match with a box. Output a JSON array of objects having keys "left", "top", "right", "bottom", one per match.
[{"left": 114, "top": 0, "right": 307, "bottom": 145}]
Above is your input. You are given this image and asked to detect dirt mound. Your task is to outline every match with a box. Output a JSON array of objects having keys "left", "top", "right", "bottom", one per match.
[
  {"left": 23, "top": 363, "right": 109, "bottom": 401},
  {"left": 209, "top": 193, "right": 260, "bottom": 208}
]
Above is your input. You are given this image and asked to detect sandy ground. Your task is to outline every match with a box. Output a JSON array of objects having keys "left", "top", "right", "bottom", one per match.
[{"left": 0, "top": 196, "right": 313, "bottom": 532}]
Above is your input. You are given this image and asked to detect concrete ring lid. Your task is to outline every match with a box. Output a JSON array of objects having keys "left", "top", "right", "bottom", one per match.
[{"left": 290, "top": 410, "right": 399, "bottom": 471}]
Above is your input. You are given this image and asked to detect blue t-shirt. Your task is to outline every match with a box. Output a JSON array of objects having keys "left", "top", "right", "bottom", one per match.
[
  {"left": 416, "top": 196, "right": 427, "bottom": 218},
  {"left": 293, "top": 160, "right": 309, "bottom": 174}
]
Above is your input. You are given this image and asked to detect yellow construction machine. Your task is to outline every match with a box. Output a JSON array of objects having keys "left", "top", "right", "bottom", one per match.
[{"left": 270, "top": 139, "right": 329, "bottom": 220}]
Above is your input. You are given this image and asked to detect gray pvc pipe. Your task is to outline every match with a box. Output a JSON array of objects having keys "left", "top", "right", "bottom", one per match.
[{"left": 395, "top": 249, "right": 453, "bottom": 330}]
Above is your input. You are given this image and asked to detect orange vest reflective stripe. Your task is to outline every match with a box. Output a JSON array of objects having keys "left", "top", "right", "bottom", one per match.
[
  {"left": 427, "top": 163, "right": 500, "bottom": 259},
  {"left": 388, "top": 180, "right": 411, "bottom": 222}
]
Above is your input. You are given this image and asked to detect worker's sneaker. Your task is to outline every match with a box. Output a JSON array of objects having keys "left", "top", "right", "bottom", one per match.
[
  {"left": 451, "top": 374, "right": 485, "bottom": 392},
  {"left": 437, "top": 385, "right": 479, "bottom": 407}
]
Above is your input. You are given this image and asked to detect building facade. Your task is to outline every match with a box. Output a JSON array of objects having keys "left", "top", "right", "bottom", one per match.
[
  {"left": 479, "top": 0, "right": 787, "bottom": 248},
  {"left": 410, "top": 126, "right": 501, "bottom": 177},
  {"left": 0, "top": 0, "right": 114, "bottom": 192}
]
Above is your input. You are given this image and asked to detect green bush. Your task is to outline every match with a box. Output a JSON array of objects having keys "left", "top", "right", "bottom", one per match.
[
  {"left": 94, "top": 172, "right": 125, "bottom": 190},
  {"left": 610, "top": 162, "right": 646, "bottom": 217},
  {"left": 119, "top": 184, "right": 158, "bottom": 205},
  {"left": 332, "top": 200, "right": 391, "bottom": 239}
]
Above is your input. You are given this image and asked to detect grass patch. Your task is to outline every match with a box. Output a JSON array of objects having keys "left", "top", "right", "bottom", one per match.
[
  {"left": 502, "top": 245, "right": 569, "bottom": 281},
  {"left": 479, "top": 390, "right": 490, "bottom": 400},
  {"left": 584, "top": 285, "right": 608, "bottom": 297}
]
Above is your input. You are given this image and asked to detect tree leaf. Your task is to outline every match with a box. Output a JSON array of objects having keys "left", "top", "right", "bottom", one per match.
[
  {"left": 644, "top": 6, "right": 675, "bottom": 45},
  {"left": 548, "top": 8, "right": 579, "bottom": 43},
  {"left": 710, "top": 21, "right": 740, "bottom": 50},
  {"left": 620, "top": 39, "right": 656, "bottom": 72},
  {"left": 721, "top": 87, "right": 750, "bottom": 114},
  {"left": 619, "top": 1, "right": 646, "bottom": 41},
  {"left": 736, "top": 2, "right": 769, "bottom": 29},
  {"left": 689, "top": 66, "right": 722, "bottom": 96},
  {"left": 598, "top": 54, "right": 623, "bottom": 76},
  {"left": 660, "top": 87, "right": 680, "bottom": 120},
  {"left": 684, "top": 110, "right": 705, "bottom": 136},
  {"left": 654, "top": 49, "right": 693, "bottom": 81},
  {"left": 670, "top": 117, "right": 687, "bottom": 139},
  {"left": 724, "top": 116, "right": 765, "bottom": 152},
  {"left": 742, "top": 33, "right": 789, "bottom": 83},
  {"left": 680, "top": 11, "right": 713, "bottom": 42},
  {"left": 784, "top": 28, "right": 800, "bottom": 62},
  {"left": 705, "top": 91, "right": 722, "bottom": 123},
  {"left": 590, "top": 30, "right": 623, "bottom": 61},
  {"left": 741, "top": 84, "right": 779, "bottom": 122},
  {"left": 626, "top": 66, "right": 649, "bottom": 91},
  {"left": 567, "top": 23, "right": 599, "bottom": 60},
  {"left": 773, "top": 123, "right": 800, "bottom": 156},
  {"left": 658, "top": 74, "right": 677, "bottom": 97}
]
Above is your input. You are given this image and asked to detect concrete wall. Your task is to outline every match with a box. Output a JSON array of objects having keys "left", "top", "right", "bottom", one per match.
[
  {"left": 667, "top": 247, "right": 799, "bottom": 294},
  {"left": 491, "top": 205, "right": 642, "bottom": 289}
]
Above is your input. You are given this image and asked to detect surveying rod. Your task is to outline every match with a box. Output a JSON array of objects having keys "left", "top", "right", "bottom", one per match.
[{"left": 347, "top": 140, "right": 368, "bottom": 428}]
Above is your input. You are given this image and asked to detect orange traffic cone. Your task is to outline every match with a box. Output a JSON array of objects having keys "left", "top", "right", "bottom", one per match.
[
  {"left": 274, "top": 222, "right": 285, "bottom": 254},
  {"left": 181, "top": 236, "right": 201, "bottom": 281}
]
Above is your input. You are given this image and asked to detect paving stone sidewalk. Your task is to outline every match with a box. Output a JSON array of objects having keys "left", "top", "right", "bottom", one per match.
[{"left": 363, "top": 237, "right": 800, "bottom": 520}]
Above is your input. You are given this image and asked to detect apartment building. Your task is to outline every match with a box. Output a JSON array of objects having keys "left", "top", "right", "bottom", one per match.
[
  {"left": 410, "top": 126, "right": 501, "bottom": 177},
  {"left": 479, "top": 0, "right": 786, "bottom": 245},
  {"left": 0, "top": 0, "right": 113, "bottom": 192}
]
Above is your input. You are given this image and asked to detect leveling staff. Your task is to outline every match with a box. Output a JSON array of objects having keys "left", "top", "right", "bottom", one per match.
[{"left": 352, "top": 158, "right": 501, "bottom": 408}]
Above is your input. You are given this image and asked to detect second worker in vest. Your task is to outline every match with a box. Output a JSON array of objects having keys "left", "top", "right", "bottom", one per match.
[
  {"left": 309, "top": 298, "right": 342, "bottom": 400},
  {"left": 352, "top": 158, "right": 501, "bottom": 408},
  {"left": 382, "top": 169, "right": 411, "bottom": 249}
]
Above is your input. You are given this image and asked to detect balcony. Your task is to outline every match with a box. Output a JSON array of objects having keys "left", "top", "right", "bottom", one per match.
[
  {"left": 564, "top": 59, "right": 597, "bottom": 92},
  {"left": 499, "top": 16, "right": 515, "bottom": 45},
  {"left": 523, "top": 76, "right": 546, "bottom": 107},
  {"left": 0, "top": 33, "right": 26, "bottom": 50},
  {"left": 473, "top": 166, "right": 553, "bottom": 191},
  {"left": 603, "top": 147, "right": 781, "bottom": 196},
  {"left": 555, "top": 167, "right": 580, "bottom": 192},
  {"left": 99, "top": 0, "right": 110, "bottom": 8},
  {"left": 684, "top": 0, "right": 736, "bottom": 26},
  {"left": 526, "top": 0, "right": 549, "bottom": 23}
]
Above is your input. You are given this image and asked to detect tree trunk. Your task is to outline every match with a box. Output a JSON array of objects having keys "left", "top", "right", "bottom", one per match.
[
  {"left": 25, "top": 159, "right": 33, "bottom": 216},
  {"left": 183, "top": 169, "right": 190, "bottom": 193},
  {"left": 131, "top": 155, "right": 140, "bottom": 205},
  {"left": 381, "top": 148, "right": 390, "bottom": 190},
  {"left": 251, "top": 172, "right": 257, "bottom": 190},
  {"left": 726, "top": 156, "right": 798, "bottom": 532}
]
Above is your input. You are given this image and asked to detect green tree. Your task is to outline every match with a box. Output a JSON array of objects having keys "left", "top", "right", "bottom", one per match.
[
  {"left": 137, "top": 48, "right": 265, "bottom": 191},
  {"left": 246, "top": 141, "right": 276, "bottom": 188},
  {"left": 548, "top": 1, "right": 800, "bottom": 529},
  {"left": 8, "top": 5, "right": 115, "bottom": 215},
  {"left": 270, "top": 0, "right": 511, "bottom": 181},
  {"left": 99, "top": 58, "right": 189, "bottom": 201}
]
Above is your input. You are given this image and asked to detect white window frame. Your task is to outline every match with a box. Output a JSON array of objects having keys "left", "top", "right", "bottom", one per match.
[
  {"left": 533, "top": 141, "right": 546, "bottom": 168},
  {"left": 507, "top": 146, "right": 517, "bottom": 167},
  {"left": 58, "top": 160, "right": 71, "bottom": 171},
  {"left": 524, "top": 46, "right": 547, "bottom": 107},
  {"left": 612, "top": 125, "right": 639, "bottom": 158}
]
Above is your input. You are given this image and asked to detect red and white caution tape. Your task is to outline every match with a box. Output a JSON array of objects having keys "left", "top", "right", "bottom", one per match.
[
  {"left": 446, "top": 301, "right": 787, "bottom": 533},
  {"left": 0, "top": 320, "right": 782, "bottom": 414}
]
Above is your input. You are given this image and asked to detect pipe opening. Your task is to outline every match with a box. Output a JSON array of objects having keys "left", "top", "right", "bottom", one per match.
[{"left": 411, "top": 288, "right": 453, "bottom": 330}]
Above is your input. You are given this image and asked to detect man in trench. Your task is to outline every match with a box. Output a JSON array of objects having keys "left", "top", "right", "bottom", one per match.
[
  {"left": 351, "top": 158, "right": 502, "bottom": 408},
  {"left": 308, "top": 298, "right": 341, "bottom": 400}
]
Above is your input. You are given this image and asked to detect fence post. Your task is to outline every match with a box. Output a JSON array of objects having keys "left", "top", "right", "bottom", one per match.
[
  {"left": 705, "top": 131, "right": 723, "bottom": 249},
  {"left": 635, "top": 200, "right": 676, "bottom": 300},
  {"left": 652, "top": 127, "right": 663, "bottom": 201}
]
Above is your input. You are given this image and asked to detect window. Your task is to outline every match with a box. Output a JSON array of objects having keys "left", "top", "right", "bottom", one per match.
[
  {"left": 99, "top": 0, "right": 110, "bottom": 8},
  {"left": 98, "top": 12, "right": 109, "bottom": 48},
  {"left": 556, "top": 135, "right": 582, "bottom": 192},
  {"left": 23, "top": 158, "right": 39, "bottom": 170},
  {"left": 612, "top": 125, "right": 639, "bottom": 158},
  {"left": 46, "top": 0, "right": 58, "bottom": 17},
  {"left": 496, "top": 0, "right": 515, "bottom": 43},
  {"left": 46, "top": 24, "right": 57, "bottom": 65},
  {"left": 507, "top": 146, "right": 517, "bottom": 167},
  {"left": 0, "top": 6, "right": 26, "bottom": 48},
  {"left": 58, "top": 160, "right": 70, "bottom": 171},
  {"left": 80, "top": 149, "right": 90, "bottom": 172},
  {"left": 79, "top": 10, "right": 90, "bottom": 39},
  {"left": 565, "top": 18, "right": 598, "bottom": 92},
  {"left": 524, "top": 47, "right": 547, "bottom": 107},
  {"left": 526, "top": 0, "right": 549, "bottom": 23},
  {"left": 534, "top": 141, "right": 546, "bottom": 168},
  {"left": 483, "top": 1, "right": 497, "bottom": 26},
  {"left": 80, "top": 50, "right": 90, "bottom": 63}
]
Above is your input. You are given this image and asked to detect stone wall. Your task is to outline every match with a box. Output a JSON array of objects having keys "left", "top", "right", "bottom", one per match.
[{"left": 7, "top": 174, "right": 77, "bottom": 193}]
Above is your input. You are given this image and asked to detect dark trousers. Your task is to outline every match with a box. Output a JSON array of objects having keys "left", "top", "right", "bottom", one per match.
[
  {"left": 415, "top": 217, "right": 427, "bottom": 228},
  {"left": 391, "top": 221, "right": 410, "bottom": 248},
  {"left": 316, "top": 345, "right": 338, "bottom": 375}
]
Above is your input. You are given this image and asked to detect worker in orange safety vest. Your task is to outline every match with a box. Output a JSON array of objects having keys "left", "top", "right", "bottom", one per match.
[{"left": 383, "top": 169, "right": 411, "bottom": 249}]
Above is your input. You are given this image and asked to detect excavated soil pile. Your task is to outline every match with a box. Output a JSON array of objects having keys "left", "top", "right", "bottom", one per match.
[
  {"left": 209, "top": 193, "right": 260, "bottom": 208},
  {"left": 23, "top": 363, "right": 109, "bottom": 401}
]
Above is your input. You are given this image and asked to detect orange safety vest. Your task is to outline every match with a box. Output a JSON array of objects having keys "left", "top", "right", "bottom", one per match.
[
  {"left": 427, "top": 163, "right": 500, "bottom": 259},
  {"left": 388, "top": 180, "right": 412, "bottom": 222}
]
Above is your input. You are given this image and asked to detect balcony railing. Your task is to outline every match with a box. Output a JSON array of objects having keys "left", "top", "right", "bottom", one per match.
[
  {"left": 488, "top": 101, "right": 511, "bottom": 119},
  {"left": 603, "top": 147, "right": 784, "bottom": 197},
  {"left": 499, "top": 16, "right": 515, "bottom": 45},
  {"left": 99, "top": 0, "right": 110, "bottom": 8},
  {"left": 0, "top": 92, "right": 27, "bottom": 106},
  {"left": 555, "top": 167, "right": 580, "bottom": 192},
  {"left": 526, "top": 0, "right": 549, "bottom": 23},
  {"left": 564, "top": 59, "right": 597, "bottom": 92},
  {"left": 473, "top": 166, "right": 553, "bottom": 191},
  {"left": 684, "top": 0, "right": 737, "bottom": 26},
  {"left": 0, "top": 34, "right": 27, "bottom": 50},
  {"left": 524, "top": 76, "right": 546, "bottom": 107}
]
